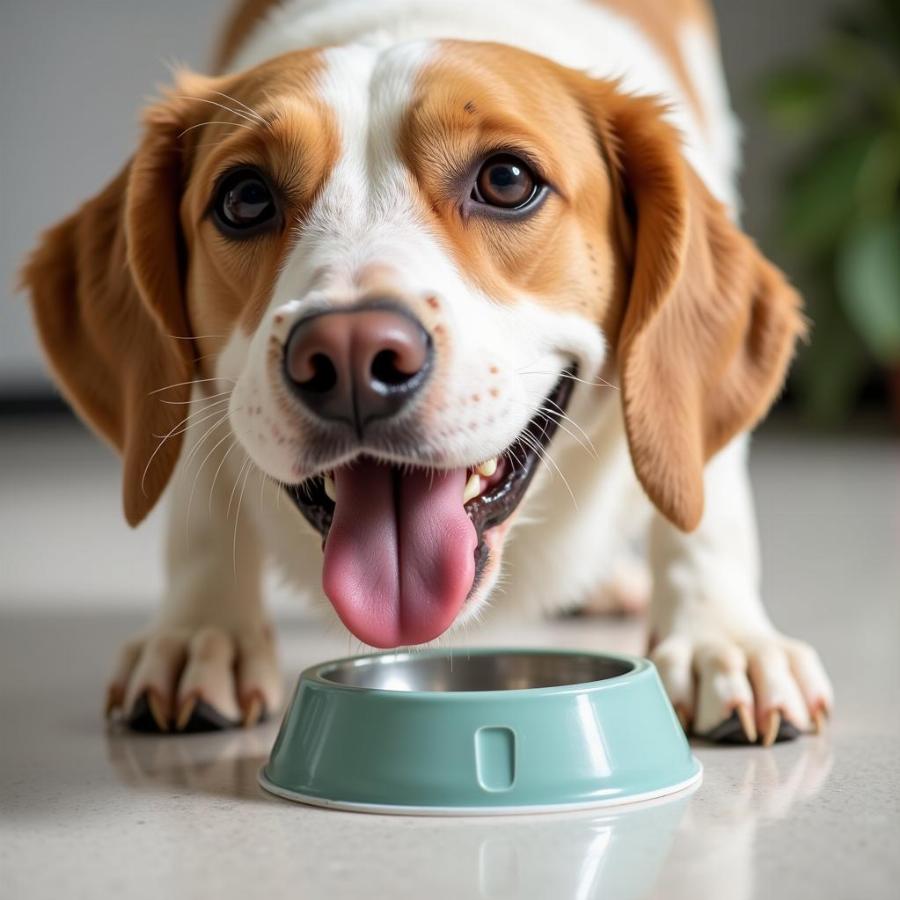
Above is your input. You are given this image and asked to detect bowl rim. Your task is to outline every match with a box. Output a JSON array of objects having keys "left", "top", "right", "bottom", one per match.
[{"left": 302, "top": 647, "right": 653, "bottom": 700}]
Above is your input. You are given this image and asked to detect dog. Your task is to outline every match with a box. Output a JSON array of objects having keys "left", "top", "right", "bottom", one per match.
[{"left": 21, "top": 0, "right": 832, "bottom": 743}]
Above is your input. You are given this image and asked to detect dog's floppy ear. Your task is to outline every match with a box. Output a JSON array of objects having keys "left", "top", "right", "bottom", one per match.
[
  {"left": 20, "top": 89, "right": 207, "bottom": 526},
  {"left": 585, "top": 83, "right": 805, "bottom": 531}
]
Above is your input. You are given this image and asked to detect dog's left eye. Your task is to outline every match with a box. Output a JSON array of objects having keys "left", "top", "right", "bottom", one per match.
[
  {"left": 212, "top": 167, "right": 279, "bottom": 237},
  {"left": 472, "top": 155, "right": 541, "bottom": 210}
]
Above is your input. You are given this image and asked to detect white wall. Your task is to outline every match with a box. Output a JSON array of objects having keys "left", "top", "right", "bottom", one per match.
[
  {"left": 0, "top": 0, "right": 839, "bottom": 393},
  {"left": 0, "top": 0, "right": 223, "bottom": 392}
]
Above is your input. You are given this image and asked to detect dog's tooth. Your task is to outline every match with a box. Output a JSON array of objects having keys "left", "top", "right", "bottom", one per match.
[
  {"left": 462, "top": 473, "right": 482, "bottom": 504},
  {"left": 323, "top": 474, "right": 336, "bottom": 502},
  {"left": 476, "top": 457, "right": 498, "bottom": 477}
]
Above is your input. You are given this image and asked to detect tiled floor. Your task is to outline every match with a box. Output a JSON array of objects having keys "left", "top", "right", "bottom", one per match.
[{"left": 1, "top": 417, "right": 898, "bottom": 899}]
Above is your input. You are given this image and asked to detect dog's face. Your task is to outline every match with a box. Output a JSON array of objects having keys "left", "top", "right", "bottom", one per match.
[{"left": 23, "top": 41, "right": 803, "bottom": 648}]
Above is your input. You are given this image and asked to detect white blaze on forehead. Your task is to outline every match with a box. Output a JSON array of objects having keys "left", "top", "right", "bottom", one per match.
[{"left": 269, "top": 40, "right": 437, "bottom": 305}]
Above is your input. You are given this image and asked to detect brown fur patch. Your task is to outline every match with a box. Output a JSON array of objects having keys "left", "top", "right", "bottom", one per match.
[
  {"left": 20, "top": 51, "right": 337, "bottom": 524},
  {"left": 579, "top": 80, "right": 805, "bottom": 529},
  {"left": 400, "top": 42, "right": 623, "bottom": 325}
]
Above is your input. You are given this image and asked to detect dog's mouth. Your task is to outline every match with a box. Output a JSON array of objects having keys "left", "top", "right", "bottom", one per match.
[{"left": 285, "top": 367, "right": 576, "bottom": 648}]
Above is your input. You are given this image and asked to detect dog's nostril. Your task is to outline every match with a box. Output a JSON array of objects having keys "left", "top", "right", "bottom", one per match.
[
  {"left": 283, "top": 302, "right": 433, "bottom": 430},
  {"left": 371, "top": 349, "right": 416, "bottom": 387},
  {"left": 301, "top": 353, "right": 338, "bottom": 394}
]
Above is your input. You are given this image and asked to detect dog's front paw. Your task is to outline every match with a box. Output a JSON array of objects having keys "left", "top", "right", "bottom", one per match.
[
  {"left": 104, "top": 623, "right": 282, "bottom": 733},
  {"left": 650, "top": 627, "right": 833, "bottom": 746}
]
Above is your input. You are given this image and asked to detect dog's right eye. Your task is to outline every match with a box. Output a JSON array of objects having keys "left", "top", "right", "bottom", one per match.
[{"left": 212, "top": 167, "right": 280, "bottom": 237}]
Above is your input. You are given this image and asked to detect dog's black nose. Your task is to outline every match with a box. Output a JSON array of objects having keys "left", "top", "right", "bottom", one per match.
[{"left": 284, "top": 303, "right": 432, "bottom": 432}]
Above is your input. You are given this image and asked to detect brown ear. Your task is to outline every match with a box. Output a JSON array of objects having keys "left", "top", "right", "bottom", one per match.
[
  {"left": 589, "top": 86, "right": 805, "bottom": 531},
  {"left": 20, "top": 99, "right": 197, "bottom": 526}
]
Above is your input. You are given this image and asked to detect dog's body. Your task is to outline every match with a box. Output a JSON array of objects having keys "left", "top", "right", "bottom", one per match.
[{"left": 23, "top": 0, "right": 832, "bottom": 741}]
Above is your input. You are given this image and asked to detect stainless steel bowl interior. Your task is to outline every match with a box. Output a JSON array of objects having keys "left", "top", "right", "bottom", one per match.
[{"left": 319, "top": 651, "right": 634, "bottom": 692}]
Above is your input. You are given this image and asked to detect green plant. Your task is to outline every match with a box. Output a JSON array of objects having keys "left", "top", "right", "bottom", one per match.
[{"left": 760, "top": 0, "right": 900, "bottom": 424}]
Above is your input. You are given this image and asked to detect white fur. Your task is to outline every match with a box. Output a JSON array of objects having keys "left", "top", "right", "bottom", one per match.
[{"left": 114, "top": 0, "right": 831, "bottom": 739}]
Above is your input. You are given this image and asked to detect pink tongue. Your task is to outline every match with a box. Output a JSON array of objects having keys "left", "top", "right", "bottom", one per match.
[{"left": 322, "top": 459, "right": 477, "bottom": 648}]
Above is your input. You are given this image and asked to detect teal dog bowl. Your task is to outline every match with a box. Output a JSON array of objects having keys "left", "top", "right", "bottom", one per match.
[{"left": 259, "top": 648, "right": 701, "bottom": 814}]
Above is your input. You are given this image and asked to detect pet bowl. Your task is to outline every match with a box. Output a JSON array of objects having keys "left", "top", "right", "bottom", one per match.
[{"left": 259, "top": 648, "right": 701, "bottom": 814}]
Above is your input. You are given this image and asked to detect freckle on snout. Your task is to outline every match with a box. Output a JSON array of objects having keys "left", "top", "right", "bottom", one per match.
[{"left": 426, "top": 295, "right": 440, "bottom": 310}]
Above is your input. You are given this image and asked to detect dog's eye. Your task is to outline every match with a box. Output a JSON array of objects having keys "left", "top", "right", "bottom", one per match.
[
  {"left": 472, "top": 155, "right": 539, "bottom": 210},
  {"left": 212, "top": 168, "right": 279, "bottom": 236}
]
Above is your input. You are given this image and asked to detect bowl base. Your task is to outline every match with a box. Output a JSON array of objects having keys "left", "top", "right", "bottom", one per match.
[{"left": 258, "top": 763, "right": 702, "bottom": 817}]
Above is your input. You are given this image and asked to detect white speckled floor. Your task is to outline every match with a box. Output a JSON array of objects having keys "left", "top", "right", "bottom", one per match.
[{"left": 1, "top": 418, "right": 898, "bottom": 899}]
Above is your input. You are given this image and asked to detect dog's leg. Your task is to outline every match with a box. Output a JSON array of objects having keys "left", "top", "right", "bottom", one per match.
[
  {"left": 647, "top": 436, "right": 833, "bottom": 745},
  {"left": 105, "top": 413, "right": 282, "bottom": 733}
]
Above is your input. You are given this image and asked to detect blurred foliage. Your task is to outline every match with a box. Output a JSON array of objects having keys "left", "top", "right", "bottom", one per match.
[{"left": 760, "top": 0, "right": 900, "bottom": 424}]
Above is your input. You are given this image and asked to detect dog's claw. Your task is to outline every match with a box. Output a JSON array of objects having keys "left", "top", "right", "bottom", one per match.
[
  {"left": 242, "top": 694, "right": 264, "bottom": 728},
  {"left": 175, "top": 695, "right": 198, "bottom": 731},
  {"left": 812, "top": 706, "right": 827, "bottom": 735},
  {"left": 736, "top": 703, "right": 757, "bottom": 743},
  {"left": 762, "top": 709, "right": 781, "bottom": 747},
  {"left": 147, "top": 691, "right": 170, "bottom": 733}
]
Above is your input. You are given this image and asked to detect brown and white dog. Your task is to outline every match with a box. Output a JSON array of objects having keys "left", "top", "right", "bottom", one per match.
[{"left": 22, "top": 0, "right": 832, "bottom": 742}]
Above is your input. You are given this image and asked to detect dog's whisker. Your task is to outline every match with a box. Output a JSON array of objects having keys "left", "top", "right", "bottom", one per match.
[
  {"left": 538, "top": 412, "right": 598, "bottom": 458},
  {"left": 541, "top": 396, "right": 598, "bottom": 452},
  {"left": 166, "top": 332, "right": 227, "bottom": 342},
  {"left": 160, "top": 392, "right": 231, "bottom": 406},
  {"left": 208, "top": 437, "right": 240, "bottom": 518},
  {"left": 222, "top": 447, "right": 249, "bottom": 521},
  {"left": 183, "top": 405, "right": 233, "bottom": 468},
  {"left": 519, "top": 431, "right": 578, "bottom": 511},
  {"left": 207, "top": 89, "right": 268, "bottom": 124},
  {"left": 518, "top": 369, "right": 618, "bottom": 390},
  {"left": 259, "top": 466, "right": 269, "bottom": 509},
  {"left": 174, "top": 95, "right": 263, "bottom": 126},
  {"left": 178, "top": 120, "right": 256, "bottom": 139},
  {"left": 538, "top": 409, "right": 598, "bottom": 459},
  {"left": 231, "top": 454, "right": 253, "bottom": 520},
  {"left": 148, "top": 376, "right": 235, "bottom": 396},
  {"left": 507, "top": 397, "right": 597, "bottom": 459},
  {"left": 232, "top": 457, "right": 255, "bottom": 579},
  {"left": 185, "top": 429, "right": 234, "bottom": 535},
  {"left": 154, "top": 402, "right": 235, "bottom": 447},
  {"left": 140, "top": 401, "right": 232, "bottom": 498}
]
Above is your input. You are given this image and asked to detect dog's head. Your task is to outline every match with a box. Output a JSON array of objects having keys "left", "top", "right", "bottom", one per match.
[{"left": 22, "top": 42, "right": 803, "bottom": 647}]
